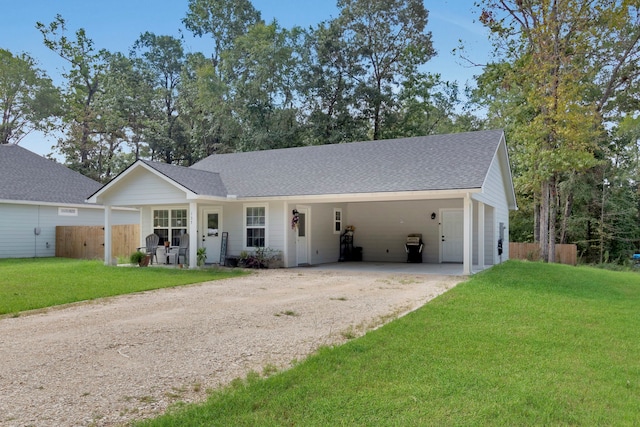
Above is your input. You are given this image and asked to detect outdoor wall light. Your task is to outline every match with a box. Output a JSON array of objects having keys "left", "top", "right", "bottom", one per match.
[{"left": 431, "top": 212, "right": 437, "bottom": 220}]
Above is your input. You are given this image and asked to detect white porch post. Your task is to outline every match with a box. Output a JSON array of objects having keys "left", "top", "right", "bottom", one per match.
[
  {"left": 463, "top": 194, "right": 473, "bottom": 275},
  {"left": 189, "top": 202, "right": 198, "bottom": 269},
  {"left": 283, "top": 201, "right": 290, "bottom": 268},
  {"left": 478, "top": 201, "right": 485, "bottom": 271},
  {"left": 104, "top": 205, "right": 112, "bottom": 266}
]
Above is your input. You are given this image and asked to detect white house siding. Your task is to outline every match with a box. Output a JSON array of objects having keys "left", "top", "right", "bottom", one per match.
[
  {"left": 345, "top": 199, "right": 462, "bottom": 263},
  {"left": 483, "top": 205, "right": 496, "bottom": 265},
  {"left": 198, "top": 201, "right": 285, "bottom": 261},
  {"left": 1, "top": 203, "right": 138, "bottom": 258},
  {"left": 475, "top": 147, "right": 513, "bottom": 263},
  {"left": 103, "top": 168, "right": 187, "bottom": 206},
  {"left": 306, "top": 203, "right": 346, "bottom": 265}
]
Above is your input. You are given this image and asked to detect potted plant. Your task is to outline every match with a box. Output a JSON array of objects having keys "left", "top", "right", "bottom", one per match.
[
  {"left": 130, "top": 250, "right": 149, "bottom": 267},
  {"left": 197, "top": 247, "right": 207, "bottom": 267}
]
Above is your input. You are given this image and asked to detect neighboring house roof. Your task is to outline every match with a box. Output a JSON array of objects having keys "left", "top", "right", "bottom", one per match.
[
  {"left": 191, "top": 129, "right": 506, "bottom": 197},
  {"left": 0, "top": 144, "right": 102, "bottom": 205}
]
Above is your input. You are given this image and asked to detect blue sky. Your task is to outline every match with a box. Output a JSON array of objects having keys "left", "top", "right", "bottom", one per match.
[{"left": 1, "top": 0, "right": 494, "bottom": 157}]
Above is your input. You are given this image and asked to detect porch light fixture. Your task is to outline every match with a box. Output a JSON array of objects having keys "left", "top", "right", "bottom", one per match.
[{"left": 431, "top": 212, "right": 436, "bottom": 220}]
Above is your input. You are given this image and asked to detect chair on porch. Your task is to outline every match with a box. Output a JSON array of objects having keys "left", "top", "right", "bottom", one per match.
[
  {"left": 176, "top": 233, "right": 189, "bottom": 265},
  {"left": 138, "top": 233, "right": 159, "bottom": 265}
]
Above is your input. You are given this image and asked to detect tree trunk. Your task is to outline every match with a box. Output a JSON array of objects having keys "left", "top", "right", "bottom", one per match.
[
  {"left": 540, "top": 180, "right": 550, "bottom": 262},
  {"left": 599, "top": 176, "right": 607, "bottom": 263},
  {"left": 560, "top": 191, "right": 573, "bottom": 244},
  {"left": 548, "top": 175, "right": 558, "bottom": 263},
  {"left": 534, "top": 200, "right": 541, "bottom": 243}
]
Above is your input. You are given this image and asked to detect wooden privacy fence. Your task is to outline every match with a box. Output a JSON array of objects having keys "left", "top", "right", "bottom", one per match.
[
  {"left": 509, "top": 242, "right": 577, "bottom": 266},
  {"left": 56, "top": 225, "right": 140, "bottom": 260}
]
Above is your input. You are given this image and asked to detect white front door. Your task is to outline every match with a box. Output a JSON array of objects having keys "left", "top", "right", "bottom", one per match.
[
  {"left": 201, "top": 208, "right": 222, "bottom": 264},
  {"left": 441, "top": 209, "right": 463, "bottom": 263},
  {"left": 296, "top": 207, "right": 309, "bottom": 266}
]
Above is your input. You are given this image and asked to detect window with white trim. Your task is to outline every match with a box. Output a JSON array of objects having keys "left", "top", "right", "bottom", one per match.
[
  {"left": 333, "top": 208, "right": 343, "bottom": 234},
  {"left": 153, "top": 208, "right": 187, "bottom": 246},
  {"left": 245, "top": 205, "right": 267, "bottom": 248}
]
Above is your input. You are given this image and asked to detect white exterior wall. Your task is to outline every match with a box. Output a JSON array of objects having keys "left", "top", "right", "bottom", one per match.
[
  {"left": 1, "top": 202, "right": 138, "bottom": 258},
  {"left": 281, "top": 201, "right": 346, "bottom": 267},
  {"left": 101, "top": 168, "right": 187, "bottom": 206},
  {"left": 474, "top": 148, "right": 512, "bottom": 263},
  {"left": 308, "top": 203, "right": 346, "bottom": 265},
  {"left": 346, "top": 199, "right": 462, "bottom": 263},
  {"left": 483, "top": 205, "right": 496, "bottom": 265}
]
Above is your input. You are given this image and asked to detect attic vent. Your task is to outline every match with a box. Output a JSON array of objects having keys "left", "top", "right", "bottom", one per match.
[{"left": 58, "top": 207, "right": 78, "bottom": 217}]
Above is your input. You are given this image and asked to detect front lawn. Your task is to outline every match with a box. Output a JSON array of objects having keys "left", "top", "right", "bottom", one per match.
[
  {"left": 0, "top": 258, "right": 245, "bottom": 315},
  {"left": 138, "top": 261, "right": 640, "bottom": 426}
]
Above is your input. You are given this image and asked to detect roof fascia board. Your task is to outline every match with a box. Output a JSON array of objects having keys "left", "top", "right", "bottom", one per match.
[
  {"left": 497, "top": 133, "right": 518, "bottom": 210},
  {"left": 0, "top": 199, "right": 137, "bottom": 210},
  {"left": 224, "top": 188, "right": 482, "bottom": 203},
  {"left": 481, "top": 132, "right": 518, "bottom": 211}
]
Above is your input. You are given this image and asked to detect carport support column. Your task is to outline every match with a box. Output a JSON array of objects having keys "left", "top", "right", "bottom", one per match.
[
  {"left": 478, "top": 201, "right": 485, "bottom": 271},
  {"left": 104, "top": 204, "right": 112, "bottom": 266},
  {"left": 463, "top": 194, "right": 473, "bottom": 275},
  {"left": 189, "top": 202, "right": 198, "bottom": 269}
]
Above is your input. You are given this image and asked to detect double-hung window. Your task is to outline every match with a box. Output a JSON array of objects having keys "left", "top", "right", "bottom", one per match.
[
  {"left": 245, "top": 205, "right": 266, "bottom": 248},
  {"left": 153, "top": 208, "right": 187, "bottom": 246},
  {"left": 333, "top": 208, "right": 343, "bottom": 234}
]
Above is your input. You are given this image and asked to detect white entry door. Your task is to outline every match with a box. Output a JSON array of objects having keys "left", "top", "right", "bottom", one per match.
[
  {"left": 296, "top": 208, "right": 309, "bottom": 266},
  {"left": 201, "top": 208, "right": 222, "bottom": 264},
  {"left": 441, "top": 209, "right": 463, "bottom": 263}
]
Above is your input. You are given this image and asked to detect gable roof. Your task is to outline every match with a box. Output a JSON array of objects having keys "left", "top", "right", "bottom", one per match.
[
  {"left": 0, "top": 144, "right": 102, "bottom": 205},
  {"left": 191, "top": 129, "right": 507, "bottom": 197},
  {"left": 90, "top": 129, "right": 516, "bottom": 208},
  {"left": 139, "top": 160, "right": 227, "bottom": 197}
]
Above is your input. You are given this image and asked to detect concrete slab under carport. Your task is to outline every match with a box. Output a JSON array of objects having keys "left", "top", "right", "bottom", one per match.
[{"left": 302, "top": 262, "right": 489, "bottom": 276}]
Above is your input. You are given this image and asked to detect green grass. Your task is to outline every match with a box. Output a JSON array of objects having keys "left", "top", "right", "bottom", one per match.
[
  {"left": 136, "top": 261, "right": 640, "bottom": 426},
  {"left": 0, "top": 258, "right": 246, "bottom": 315}
]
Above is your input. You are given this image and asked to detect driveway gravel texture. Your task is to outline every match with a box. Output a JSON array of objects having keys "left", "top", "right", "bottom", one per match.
[{"left": 0, "top": 268, "right": 463, "bottom": 426}]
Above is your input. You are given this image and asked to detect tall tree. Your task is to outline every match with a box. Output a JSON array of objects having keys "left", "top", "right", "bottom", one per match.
[
  {"left": 476, "top": 1, "right": 640, "bottom": 262},
  {"left": 222, "top": 21, "right": 304, "bottom": 151},
  {"left": 37, "top": 15, "right": 107, "bottom": 180},
  {"left": 0, "top": 49, "right": 60, "bottom": 145},
  {"left": 182, "top": 0, "right": 261, "bottom": 68},
  {"left": 298, "top": 21, "right": 368, "bottom": 145},
  {"left": 131, "top": 32, "right": 187, "bottom": 164},
  {"left": 337, "top": 0, "right": 435, "bottom": 140},
  {"left": 177, "top": 53, "right": 239, "bottom": 159}
]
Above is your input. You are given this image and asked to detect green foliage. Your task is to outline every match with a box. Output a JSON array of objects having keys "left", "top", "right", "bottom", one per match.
[
  {"left": 130, "top": 250, "right": 147, "bottom": 264},
  {"left": 337, "top": 0, "right": 435, "bottom": 140},
  {"left": 182, "top": 0, "right": 261, "bottom": 65},
  {"left": 136, "top": 261, "right": 640, "bottom": 426},
  {"left": 238, "top": 247, "right": 282, "bottom": 269},
  {"left": 0, "top": 258, "right": 246, "bottom": 315},
  {"left": 0, "top": 49, "right": 61, "bottom": 144},
  {"left": 196, "top": 247, "right": 206, "bottom": 267},
  {"left": 474, "top": 1, "right": 640, "bottom": 261},
  {"left": 36, "top": 15, "right": 111, "bottom": 182}
]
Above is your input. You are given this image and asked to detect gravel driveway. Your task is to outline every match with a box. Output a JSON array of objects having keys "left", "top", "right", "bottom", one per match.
[{"left": 0, "top": 268, "right": 463, "bottom": 426}]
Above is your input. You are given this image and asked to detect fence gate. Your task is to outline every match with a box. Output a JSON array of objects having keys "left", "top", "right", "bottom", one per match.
[{"left": 55, "top": 224, "right": 140, "bottom": 260}]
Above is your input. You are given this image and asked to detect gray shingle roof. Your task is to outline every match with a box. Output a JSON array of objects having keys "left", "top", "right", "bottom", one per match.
[
  {"left": 0, "top": 144, "right": 102, "bottom": 204},
  {"left": 190, "top": 130, "right": 505, "bottom": 197},
  {"left": 140, "top": 160, "right": 227, "bottom": 197}
]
